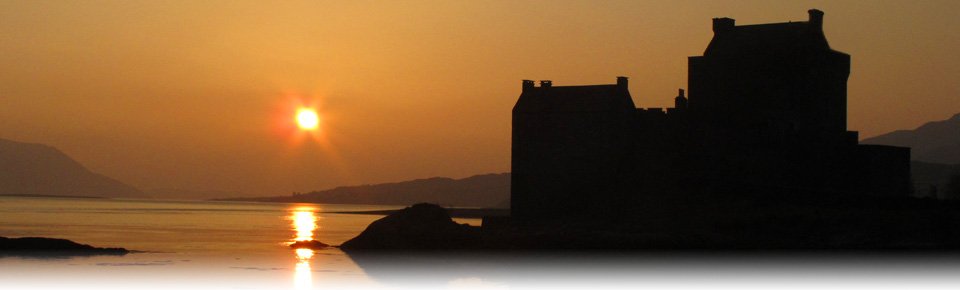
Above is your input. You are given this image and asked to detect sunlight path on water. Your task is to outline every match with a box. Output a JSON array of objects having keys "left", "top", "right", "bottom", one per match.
[
  {"left": 291, "top": 209, "right": 318, "bottom": 242},
  {"left": 289, "top": 206, "right": 318, "bottom": 289},
  {"left": 295, "top": 248, "right": 314, "bottom": 289},
  {"left": 0, "top": 198, "right": 394, "bottom": 289}
]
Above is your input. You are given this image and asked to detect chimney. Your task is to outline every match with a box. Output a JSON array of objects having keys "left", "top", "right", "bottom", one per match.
[
  {"left": 712, "top": 17, "right": 735, "bottom": 35},
  {"left": 616, "top": 76, "right": 628, "bottom": 89},
  {"left": 522, "top": 79, "right": 535, "bottom": 92},
  {"left": 808, "top": 9, "right": 824, "bottom": 30},
  {"left": 540, "top": 80, "right": 552, "bottom": 89},
  {"left": 675, "top": 89, "right": 688, "bottom": 110}
]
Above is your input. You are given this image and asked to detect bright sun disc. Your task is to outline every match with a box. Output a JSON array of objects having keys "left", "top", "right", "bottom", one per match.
[{"left": 296, "top": 109, "right": 319, "bottom": 130}]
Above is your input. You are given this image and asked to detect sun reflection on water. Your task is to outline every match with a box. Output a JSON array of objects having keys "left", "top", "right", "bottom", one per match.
[
  {"left": 288, "top": 207, "right": 319, "bottom": 289},
  {"left": 292, "top": 210, "right": 318, "bottom": 241},
  {"left": 295, "top": 248, "right": 314, "bottom": 289}
]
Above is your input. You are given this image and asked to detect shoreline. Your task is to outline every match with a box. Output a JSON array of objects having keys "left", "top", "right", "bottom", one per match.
[
  {"left": 331, "top": 208, "right": 509, "bottom": 219},
  {"left": 0, "top": 236, "right": 129, "bottom": 255},
  {"left": 0, "top": 194, "right": 107, "bottom": 199}
]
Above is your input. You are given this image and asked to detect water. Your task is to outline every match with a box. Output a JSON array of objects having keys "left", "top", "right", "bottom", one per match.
[
  {"left": 0, "top": 196, "right": 482, "bottom": 289},
  {"left": 4, "top": 196, "right": 960, "bottom": 290}
]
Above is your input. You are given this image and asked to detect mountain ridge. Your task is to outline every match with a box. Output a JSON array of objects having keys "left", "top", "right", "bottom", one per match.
[
  {"left": 215, "top": 173, "right": 511, "bottom": 208},
  {"left": 0, "top": 138, "right": 143, "bottom": 198},
  {"left": 862, "top": 113, "right": 960, "bottom": 164}
]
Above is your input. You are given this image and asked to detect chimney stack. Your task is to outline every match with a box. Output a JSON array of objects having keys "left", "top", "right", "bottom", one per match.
[
  {"left": 616, "top": 76, "right": 628, "bottom": 89},
  {"left": 540, "top": 80, "right": 552, "bottom": 89},
  {"left": 675, "top": 89, "right": 688, "bottom": 110},
  {"left": 712, "top": 17, "right": 735, "bottom": 35},
  {"left": 808, "top": 9, "right": 824, "bottom": 30},
  {"left": 522, "top": 80, "right": 535, "bottom": 92}
]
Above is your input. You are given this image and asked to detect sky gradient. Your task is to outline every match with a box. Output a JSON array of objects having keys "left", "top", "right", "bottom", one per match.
[{"left": 2, "top": 1, "right": 959, "bottom": 197}]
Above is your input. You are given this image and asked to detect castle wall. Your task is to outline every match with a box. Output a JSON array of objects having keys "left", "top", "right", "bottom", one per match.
[
  {"left": 688, "top": 51, "right": 851, "bottom": 150},
  {"left": 511, "top": 82, "right": 636, "bottom": 220},
  {"left": 512, "top": 111, "right": 634, "bottom": 219}
]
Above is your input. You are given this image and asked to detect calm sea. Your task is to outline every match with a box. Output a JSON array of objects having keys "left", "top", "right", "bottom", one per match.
[
  {"left": 0, "top": 196, "right": 485, "bottom": 289},
  {"left": 4, "top": 196, "right": 960, "bottom": 290}
]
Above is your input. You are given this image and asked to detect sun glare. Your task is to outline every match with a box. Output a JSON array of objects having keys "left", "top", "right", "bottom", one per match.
[{"left": 296, "top": 109, "right": 319, "bottom": 130}]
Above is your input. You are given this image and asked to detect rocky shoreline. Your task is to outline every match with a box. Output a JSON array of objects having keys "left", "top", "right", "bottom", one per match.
[
  {"left": 0, "top": 236, "right": 129, "bottom": 255},
  {"left": 331, "top": 207, "right": 509, "bottom": 219},
  {"left": 339, "top": 198, "right": 960, "bottom": 252}
]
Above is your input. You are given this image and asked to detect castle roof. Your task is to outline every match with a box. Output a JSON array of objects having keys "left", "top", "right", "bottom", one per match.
[
  {"left": 703, "top": 9, "right": 843, "bottom": 57},
  {"left": 513, "top": 80, "right": 635, "bottom": 113}
]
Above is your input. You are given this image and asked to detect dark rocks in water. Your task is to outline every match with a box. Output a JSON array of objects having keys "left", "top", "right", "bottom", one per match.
[
  {"left": 340, "top": 203, "right": 482, "bottom": 251},
  {"left": 290, "top": 240, "right": 329, "bottom": 250},
  {"left": 0, "top": 236, "right": 128, "bottom": 255}
]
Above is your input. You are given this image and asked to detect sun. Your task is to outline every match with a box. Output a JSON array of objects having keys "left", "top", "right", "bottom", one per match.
[{"left": 296, "top": 109, "right": 319, "bottom": 130}]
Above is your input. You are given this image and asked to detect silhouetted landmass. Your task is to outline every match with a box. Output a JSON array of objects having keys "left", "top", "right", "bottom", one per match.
[
  {"left": 0, "top": 236, "right": 128, "bottom": 255},
  {"left": 862, "top": 113, "right": 960, "bottom": 164},
  {"left": 0, "top": 194, "right": 105, "bottom": 199},
  {"left": 340, "top": 204, "right": 482, "bottom": 251},
  {"left": 343, "top": 198, "right": 960, "bottom": 251},
  {"left": 332, "top": 208, "right": 509, "bottom": 219},
  {"left": 214, "top": 173, "right": 510, "bottom": 208},
  {"left": 0, "top": 138, "right": 142, "bottom": 198},
  {"left": 290, "top": 240, "right": 329, "bottom": 250},
  {"left": 912, "top": 161, "right": 960, "bottom": 198}
]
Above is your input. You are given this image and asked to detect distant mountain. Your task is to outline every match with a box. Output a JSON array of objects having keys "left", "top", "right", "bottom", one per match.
[
  {"left": 0, "top": 138, "right": 142, "bottom": 198},
  {"left": 861, "top": 113, "right": 960, "bottom": 164},
  {"left": 217, "top": 173, "right": 511, "bottom": 209}
]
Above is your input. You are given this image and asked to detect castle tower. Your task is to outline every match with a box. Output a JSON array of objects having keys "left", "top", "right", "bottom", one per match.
[{"left": 688, "top": 9, "right": 850, "bottom": 149}]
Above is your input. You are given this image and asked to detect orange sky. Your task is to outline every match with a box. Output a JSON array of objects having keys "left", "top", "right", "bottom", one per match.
[{"left": 2, "top": 1, "right": 959, "bottom": 197}]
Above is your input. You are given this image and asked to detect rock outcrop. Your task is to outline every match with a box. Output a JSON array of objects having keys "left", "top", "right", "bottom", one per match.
[
  {"left": 339, "top": 203, "right": 482, "bottom": 251},
  {"left": 290, "top": 240, "right": 329, "bottom": 250}
]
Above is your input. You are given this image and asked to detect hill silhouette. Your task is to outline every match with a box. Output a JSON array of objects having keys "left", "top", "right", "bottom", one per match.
[
  {"left": 862, "top": 113, "right": 960, "bottom": 164},
  {"left": 0, "top": 138, "right": 142, "bottom": 198},
  {"left": 216, "top": 173, "right": 510, "bottom": 208}
]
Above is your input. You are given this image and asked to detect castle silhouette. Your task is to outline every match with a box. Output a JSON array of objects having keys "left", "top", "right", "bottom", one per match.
[{"left": 511, "top": 10, "right": 911, "bottom": 221}]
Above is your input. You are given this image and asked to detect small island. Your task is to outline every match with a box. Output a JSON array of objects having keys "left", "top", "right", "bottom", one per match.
[{"left": 290, "top": 240, "right": 330, "bottom": 250}]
